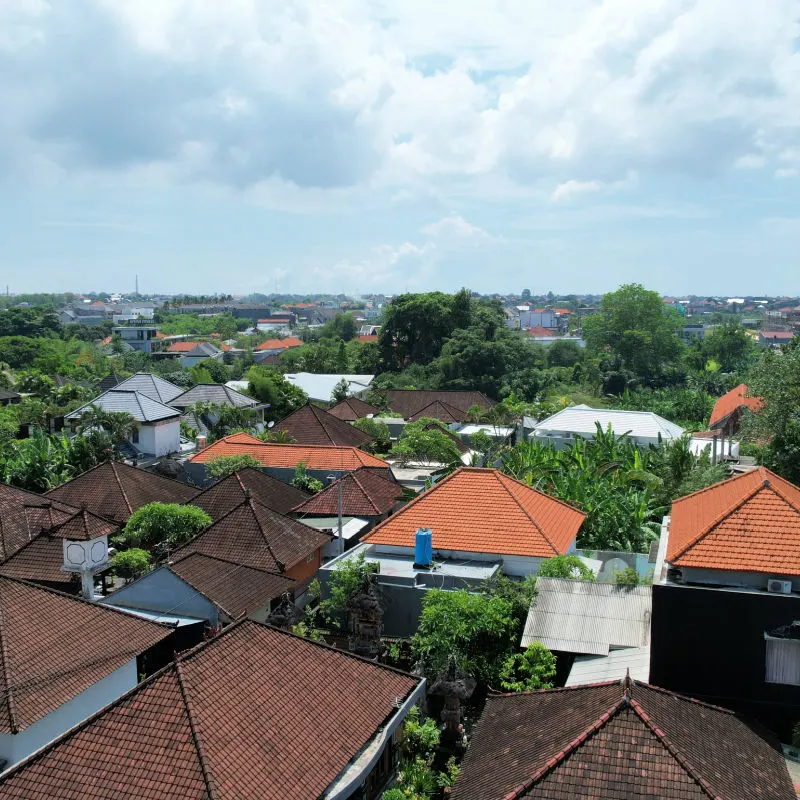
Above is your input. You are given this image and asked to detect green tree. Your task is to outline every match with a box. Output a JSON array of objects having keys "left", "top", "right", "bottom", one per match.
[
  {"left": 701, "top": 320, "right": 757, "bottom": 372},
  {"left": 206, "top": 453, "right": 262, "bottom": 479},
  {"left": 537, "top": 554, "right": 597, "bottom": 580},
  {"left": 112, "top": 548, "right": 151, "bottom": 583},
  {"left": 614, "top": 566, "right": 643, "bottom": 585},
  {"left": 320, "top": 552, "right": 378, "bottom": 629},
  {"left": 0, "top": 430, "right": 73, "bottom": 491},
  {"left": 390, "top": 418, "right": 464, "bottom": 466},
  {"left": 353, "top": 417, "right": 391, "bottom": 453},
  {"left": 122, "top": 503, "right": 211, "bottom": 552},
  {"left": 330, "top": 377, "right": 350, "bottom": 404},
  {"left": 546, "top": 339, "right": 584, "bottom": 368},
  {"left": 247, "top": 366, "right": 308, "bottom": 419},
  {"left": 499, "top": 642, "right": 557, "bottom": 692},
  {"left": 291, "top": 461, "right": 324, "bottom": 493}
]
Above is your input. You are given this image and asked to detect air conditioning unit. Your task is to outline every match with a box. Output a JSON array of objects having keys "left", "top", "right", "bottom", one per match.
[{"left": 767, "top": 579, "right": 793, "bottom": 595}]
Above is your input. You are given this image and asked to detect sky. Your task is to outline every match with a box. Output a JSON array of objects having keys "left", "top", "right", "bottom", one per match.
[{"left": 1, "top": 0, "right": 799, "bottom": 297}]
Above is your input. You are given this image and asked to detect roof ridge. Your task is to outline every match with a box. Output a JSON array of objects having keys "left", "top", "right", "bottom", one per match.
[
  {"left": 631, "top": 681, "right": 736, "bottom": 715},
  {"left": 109, "top": 461, "right": 134, "bottom": 516},
  {"left": 495, "top": 469, "right": 587, "bottom": 517},
  {"left": 172, "top": 661, "right": 219, "bottom": 800},
  {"left": 670, "top": 466, "right": 760, "bottom": 507},
  {"left": 249, "top": 499, "right": 286, "bottom": 572},
  {"left": 0, "top": 584, "right": 19, "bottom": 733},
  {"left": 173, "top": 551, "right": 289, "bottom": 578},
  {"left": 492, "top": 471, "right": 559, "bottom": 556},
  {"left": 348, "top": 471, "right": 382, "bottom": 515},
  {"left": 761, "top": 479, "right": 800, "bottom": 516}
]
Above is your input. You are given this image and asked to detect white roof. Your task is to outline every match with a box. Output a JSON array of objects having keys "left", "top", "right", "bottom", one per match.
[
  {"left": 457, "top": 424, "right": 515, "bottom": 438},
  {"left": 283, "top": 373, "right": 374, "bottom": 402},
  {"left": 533, "top": 405, "right": 684, "bottom": 441},
  {"left": 566, "top": 644, "right": 651, "bottom": 687}
]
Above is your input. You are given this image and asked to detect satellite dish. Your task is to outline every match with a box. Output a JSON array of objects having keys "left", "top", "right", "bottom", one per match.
[{"left": 267, "top": 421, "right": 275, "bottom": 428}]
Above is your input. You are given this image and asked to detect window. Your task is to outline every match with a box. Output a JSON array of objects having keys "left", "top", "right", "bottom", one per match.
[
  {"left": 131, "top": 428, "right": 139, "bottom": 444},
  {"left": 765, "top": 635, "right": 800, "bottom": 686}
]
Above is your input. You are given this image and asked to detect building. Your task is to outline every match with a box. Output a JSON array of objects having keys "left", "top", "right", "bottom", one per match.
[
  {"left": 760, "top": 329, "right": 796, "bottom": 348},
  {"left": 169, "top": 383, "right": 265, "bottom": 433},
  {"left": 273, "top": 403, "right": 373, "bottom": 448},
  {"left": 650, "top": 466, "right": 800, "bottom": 737},
  {"left": 0, "top": 619, "right": 425, "bottom": 799},
  {"left": 108, "top": 372, "right": 184, "bottom": 405},
  {"left": 187, "top": 432, "right": 389, "bottom": 486},
  {"left": 46, "top": 461, "right": 199, "bottom": 524},
  {"left": 328, "top": 396, "right": 381, "bottom": 422},
  {"left": 0, "top": 390, "right": 21, "bottom": 407},
  {"left": 253, "top": 336, "right": 304, "bottom": 357},
  {"left": 708, "top": 383, "right": 763, "bottom": 436},
  {"left": 284, "top": 372, "right": 375, "bottom": 402},
  {"left": 532, "top": 405, "right": 684, "bottom": 449},
  {"left": 385, "top": 390, "right": 495, "bottom": 422},
  {"left": 112, "top": 322, "right": 160, "bottom": 353},
  {"left": 0, "top": 577, "right": 172, "bottom": 770},
  {"left": 450, "top": 678, "right": 794, "bottom": 800},
  {"left": 256, "top": 314, "right": 296, "bottom": 331},
  {"left": 166, "top": 341, "right": 224, "bottom": 367}
]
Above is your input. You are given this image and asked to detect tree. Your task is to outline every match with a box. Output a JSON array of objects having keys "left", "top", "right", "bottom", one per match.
[
  {"left": 701, "top": 320, "right": 757, "bottom": 372},
  {"left": 122, "top": 503, "right": 211, "bottom": 552},
  {"left": 320, "top": 552, "right": 378, "bottom": 629},
  {"left": 614, "top": 566, "right": 649, "bottom": 585},
  {"left": 582, "top": 284, "right": 683, "bottom": 384},
  {"left": 291, "top": 461, "right": 324, "bottom": 493},
  {"left": 0, "top": 430, "right": 73, "bottom": 491},
  {"left": 73, "top": 405, "right": 137, "bottom": 455},
  {"left": 390, "top": 418, "right": 464, "bottom": 466},
  {"left": 537, "top": 554, "right": 597, "bottom": 580},
  {"left": 499, "top": 642, "right": 557, "bottom": 692},
  {"left": 352, "top": 417, "right": 390, "bottom": 453},
  {"left": 206, "top": 453, "right": 262, "bottom": 479},
  {"left": 247, "top": 366, "right": 308, "bottom": 419},
  {"left": 112, "top": 548, "right": 151, "bottom": 583},
  {"left": 546, "top": 339, "right": 584, "bottom": 368},
  {"left": 330, "top": 378, "right": 350, "bottom": 404}
]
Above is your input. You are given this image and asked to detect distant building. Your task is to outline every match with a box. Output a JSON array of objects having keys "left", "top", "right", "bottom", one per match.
[
  {"left": 112, "top": 322, "right": 160, "bottom": 353},
  {"left": 760, "top": 329, "right": 796, "bottom": 348}
]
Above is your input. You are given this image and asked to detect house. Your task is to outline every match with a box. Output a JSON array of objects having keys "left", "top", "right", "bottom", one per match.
[
  {"left": 65, "top": 389, "right": 181, "bottom": 457},
  {"left": 46, "top": 461, "right": 199, "bottom": 524},
  {"left": 328, "top": 396, "right": 381, "bottom": 422},
  {"left": 256, "top": 314, "right": 295, "bottom": 331},
  {"left": 385, "top": 390, "right": 495, "bottom": 421},
  {"left": 323, "top": 468, "right": 585, "bottom": 636},
  {"left": 169, "top": 383, "right": 265, "bottom": 433},
  {"left": 273, "top": 403, "right": 373, "bottom": 448},
  {"left": 187, "top": 432, "right": 389, "bottom": 486},
  {"left": 0, "top": 390, "right": 21, "bottom": 407},
  {"left": 0, "top": 577, "right": 173, "bottom": 770},
  {"left": 94, "top": 372, "right": 123, "bottom": 393},
  {"left": 708, "top": 383, "right": 763, "bottom": 436},
  {"left": 190, "top": 467, "right": 310, "bottom": 518},
  {"left": 650, "top": 466, "right": 800, "bottom": 738},
  {"left": 284, "top": 372, "right": 375, "bottom": 402},
  {"left": 524, "top": 324, "right": 554, "bottom": 338},
  {"left": 532, "top": 405, "right": 684, "bottom": 449},
  {"left": 521, "top": 577, "right": 652, "bottom": 685},
  {"left": 109, "top": 372, "right": 184, "bottom": 405},
  {"left": 0, "top": 619, "right": 425, "bottom": 800},
  {"left": 760, "top": 329, "right": 796, "bottom": 348},
  {"left": 166, "top": 341, "right": 224, "bottom": 367},
  {"left": 253, "top": 336, "right": 304, "bottom": 356},
  {"left": 450, "top": 678, "right": 794, "bottom": 800},
  {"left": 112, "top": 322, "right": 159, "bottom": 353}
]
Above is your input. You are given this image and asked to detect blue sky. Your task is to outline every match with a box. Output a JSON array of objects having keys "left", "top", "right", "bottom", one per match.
[{"left": 1, "top": 0, "right": 799, "bottom": 297}]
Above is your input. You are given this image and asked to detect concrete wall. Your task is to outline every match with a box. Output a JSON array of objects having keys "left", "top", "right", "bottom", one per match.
[
  {"left": 679, "top": 567, "right": 800, "bottom": 593},
  {"left": 134, "top": 418, "right": 180, "bottom": 457},
  {"left": 0, "top": 660, "right": 137, "bottom": 770}
]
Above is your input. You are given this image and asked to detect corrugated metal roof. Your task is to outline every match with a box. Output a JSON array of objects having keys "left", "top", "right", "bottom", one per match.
[
  {"left": 521, "top": 577, "right": 652, "bottom": 654},
  {"left": 533, "top": 405, "right": 684, "bottom": 441},
  {"left": 565, "top": 644, "right": 651, "bottom": 686}
]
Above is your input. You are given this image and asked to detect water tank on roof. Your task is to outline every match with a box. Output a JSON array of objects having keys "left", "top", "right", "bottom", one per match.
[{"left": 414, "top": 528, "right": 433, "bottom": 569}]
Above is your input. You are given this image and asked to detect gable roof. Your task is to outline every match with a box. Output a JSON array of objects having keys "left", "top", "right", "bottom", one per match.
[
  {"left": 273, "top": 403, "right": 373, "bottom": 448},
  {"left": 169, "top": 553, "right": 295, "bottom": 619},
  {"left": 190, "top": 468, "right": 310, "bottom": 519},
  {"left": 179, "top": 342, "right": 222, "bottom": 358},
  {"left": 254, "top": 336, "right": 304, "bottom": 352},
  {"left": 526, "top": 325, "right": 555, "bottom": 337},
  {"left": 293, "top": 467, "right": 400, "bottom": 517},
  {"left": 189, "top": 433, "right": 389, "bottom": 471},
  {"left": 667, "top": 466, "right": 800, "bottom": 574},
  {"left": 0, "top": 620, "right": 422, "bottom": 799},
  {"left": 95, "top": 372, "right": 123, "bottom": 392},
  {"left": 46, "top": 462, "right": 200, "bottom": 524},
  {"left": 327, "top": 396, "right": 380, "bottom": 422},
  {"left": 167, "top": 340, "right": 204, "bottom": 353},
  {"left": 169, "top": 384, "right": 259, "bottom": 410},
  {"left": 112, "top": 373, "right": 184, "bottom": 404},
  {"left": 450, "top": 680, "right": 794, "bottom": 800},
  {"left": 0, "top": 577, "right": 171, "bottom": 734},
  {"left": 708, "top": 383, "right": 763, "bottom": 428},
  {"left": 66, "top": 389, "right": 180, "bottom": 423},
  {"left": 173, "top": 497, "right": 330, "bottom": 573},
  {"left": 364, "top": 468, "right": 585, "bottom": 557},
  {"left": 408, "top": 399, "right": 470, "bottom": 424},
  {"left": 386, "top": 390, "right": 495, "bottom": 420},
  {"left": 520, "top": 577, "right": 652, "bottom": 654},
  {"left": 534, "top": 405, "right": 685, "bottom": 441}
]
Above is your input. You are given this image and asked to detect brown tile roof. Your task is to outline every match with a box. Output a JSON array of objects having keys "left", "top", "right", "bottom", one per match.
[
  {"left": 293, "top": 467, "right": 401, "bottom": 517},
  {"left": 365, "top": 467, "right": 585, "bottom": 557},
  {"left": 387, "top": 389, "right": 495, "bottom": 420},
  {"left": 356, "top": 334, "right": 378, "bottom": 343},
  {"left": 708, "top": 383, "right": 763, "bottom": 428},
  {"left": 327, "top": 396, "right": 380, "bottom": 422},
  {"left": 667, "top": 466, "right": 800, "bottom": 574},
  {"left": 189, "top": 433, "right": 389, "bottom": 470},
  {"left": 189, "top": 468, "right": 310, "bottom": 519},
  {"left": 273, "top": 403, "right": 373, "bottom": 448},
  {"left": 173, "top": 498, "right": 330, "bottom": 573},
  {"left": 0, "top": 577, "right": 172, "bottom": 734},
  {"left": 0, "top": 619, "right": 422, "bottom": 799},
  {"left": 0, "top": 484, "right": 78, "bottom": 560},
  {"left": 451, "top": 680, "right": 794, "bottom": 800},
  {"left": 408, "top": 399, "right": 469, "bottom": 424},
  {"left": 46, "top": 462, "right": 200, "bottom": 524},
  {"left": 169, "top": 553, "right": 295, "bottom": 619}
]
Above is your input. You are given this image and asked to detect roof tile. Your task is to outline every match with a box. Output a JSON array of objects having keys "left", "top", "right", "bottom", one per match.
[
  {"left": 708, "top": 383, "right": 763, "bottom": 428},
  {"left": 293, "top": 467, "right": 400, "bottom": 517},
  {"left": 273, "top": 403, "right": 373, "bottom": 448}
]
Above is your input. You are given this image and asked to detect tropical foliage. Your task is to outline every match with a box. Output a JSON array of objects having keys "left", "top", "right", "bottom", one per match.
[
  {"left": 122, "top": 503, "right": 211, "bottom": 553},
  {"left": 499, "top": 642, "right": 557, "bottom": 692}
]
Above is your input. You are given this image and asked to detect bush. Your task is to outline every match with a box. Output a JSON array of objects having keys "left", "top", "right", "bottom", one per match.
[
  {"left": 614, "top": 566, "right": 642, "bottom": 585},
  {"left": 499, "top": 642, "right": 557, "bottom": 692},
  {"left": 399, "top": 707, "right": 440, "bottom": 762},
  {"left": 112, "top": 548, "right": 151, "bottom": 583},
  {"left": 123, "top": 503, "right": 211, "bottom": 551},
  {"left": 291, "top": 461, "right": 324, "bottom": 493},
  {"left": 206, "top": 454, "right": 262, "bottom": 479},
  {"left": 353, "top": 417, "right": 390, "bottom": 452},
  {"left": 537, "top": 555, "right": 596, "bottom": 581},
  {"left": 320, "top": 552, "right": 378, "bottom": 629},
  {"left": 381, "top": 790, "right": 406, "bottom": 800}
]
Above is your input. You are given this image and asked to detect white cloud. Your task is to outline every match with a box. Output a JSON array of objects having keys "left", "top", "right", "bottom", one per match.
[
  {"left": 420, "top": 213, "right": 490, "bottom": 240},
  {"left": 551, "top": 179, "right": 603, "bottom": 203}
]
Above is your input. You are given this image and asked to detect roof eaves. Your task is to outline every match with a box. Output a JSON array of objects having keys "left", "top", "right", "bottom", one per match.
[
  {"left": 493, "top": 472, "right": 559, "bottom": 556},
  {"left": 0, "top": 591, "right": 19, "bottom": 733}
]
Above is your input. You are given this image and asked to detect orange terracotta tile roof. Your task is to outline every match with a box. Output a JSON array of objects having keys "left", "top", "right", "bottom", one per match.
[
  {"left": 364, "top": 467, "right": 585, "bottom": 557},
  {"left": 526, "top": 325, "right": 555, "bottom": 337},
  {"left": 254, "top": 336, "right": 304, "bottom": 352},
  {"left": 356, "top": 334, "right": 378, "bottom": 343},
  {"left": 189, "top": 433, "right": 389, "bottom": 470},
  {"left": 709, "top": 383, "right": 763, "bottom": 428},
  {"left": 293, "top": 467, "right": 400, "bottom": 517},
  {"left": 167, "top": 341, "right": 203, "bottom": 353},
  {"left": 667, "top": 466, "right": 800, "bottom": 574}
]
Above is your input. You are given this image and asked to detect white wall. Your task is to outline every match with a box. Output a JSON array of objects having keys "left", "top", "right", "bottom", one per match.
[
  {"left": 679, "top": 566, "right": 800, "bottom": 592},
  {"left": 135, "top": 418, "right": 180, "bottom": 456},
  {"left": 0, "top": 660, "right": 137, "bottom": 770}
]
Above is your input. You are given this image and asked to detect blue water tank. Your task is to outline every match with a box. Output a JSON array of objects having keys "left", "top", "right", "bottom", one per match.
[{"left": 414, "top": 528, "right": 433, "bottom": 567}]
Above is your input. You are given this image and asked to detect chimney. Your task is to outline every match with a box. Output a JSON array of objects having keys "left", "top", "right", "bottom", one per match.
[{"left": 196, "top": 434, "right": 207, "bottom": 451}]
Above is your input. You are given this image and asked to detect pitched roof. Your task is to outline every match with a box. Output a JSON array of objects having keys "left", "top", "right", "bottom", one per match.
[
  {"left": 708, "top": 383, "right": 763, "bottom": 428},
  {"left": 179, "top": 342, "right": 222, "bottom": 358},
  {"left": 0, "top": 577, "right": 171, "bottom": 734},
  {"left": 189, "top": 433, "right": 389, "bottom": 470},
  {"left": 534, "top": 405, "right": 685, "bottom": 440},
  {"left": 364, "top": 468, "right": 585, "bottom": 557},
  {"left": 173, "top": 497, "right": 330, "bottom": 573},
  {"left": 273, "top": 403, "right": 373, "bottom": 448},
  {"left": 190, "top": 468, "right": 310, "bottom": 518},
  {"left": 169, "top": 553, "right": 295, "bottom": 618},
  {"left": 293, "top": 467, "right": 400, "bottom": 517},
  {"left": 450, "top": 680, "right": 794, "bottom": 800},
  {"left": 46, "top": 462, "right": 200, "bottom": 524},
  {"left": 386, "top": 389, "right": 495, "bottom": 420},
  {"left": 327, "top": 396, "right": 380, "bottom": 422},
  {"left": 167, "top": 340, "right": 203, "bottom": 352},
  {"left": 112, "top": 373, "right": 184, "bottom": 404},
  {"left": 0, "top": 620, "right": 422, "bottom": 799},
  {"left": 169, "top": 384, "right": 258, "bottom": 410},
  {"left": 408, "top": 399, "right": 470, "bottom": 424},
  {"left": 520, "top": 577, "right": 652, "bottom": 654},
  {"left": 667, "top": 466, "right": 800, "bottom": 574},
  {"left": 66, "top": 389, "right": 180, "bottom": 423},
  {"left": 760, "top": 330, "right": 795, "bottom": 340},
  {"left": 356, "top": 334, "right": 378, "bottom": 343},
  {"left": 95, "top": 372, "right": 123, "bottom": 392},
  {"left": 254, "top": 336, "right": 304, "bottom": 352},
  {"left": 526, "top": 325, "right": 555, "bottom": 337}
]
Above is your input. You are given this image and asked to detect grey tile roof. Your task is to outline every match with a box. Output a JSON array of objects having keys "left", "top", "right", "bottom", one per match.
[
  {"left": 112, "top": 373, "right": 184, "bottom": 404},
  {"left": 66, "top": 390, "right": 180, "bottom": 423},
  {"left": 183, "top": 342, "right": 221, "bottom": 358},
  {"left": 170, "top": 384, "right": 258, "bottom": 410}
]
